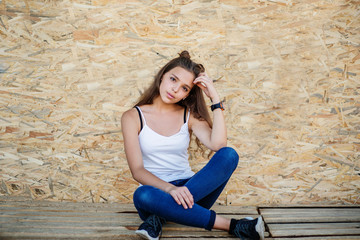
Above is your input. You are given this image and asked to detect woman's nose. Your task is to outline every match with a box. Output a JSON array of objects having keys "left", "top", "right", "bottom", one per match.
[{"left": 172, "top": 84, "right": 179, "bottom": 92}]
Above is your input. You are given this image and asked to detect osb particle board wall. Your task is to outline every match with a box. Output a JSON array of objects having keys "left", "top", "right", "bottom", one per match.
[{"left": 0, "top": 0, "right": 359, "bottom": 206}]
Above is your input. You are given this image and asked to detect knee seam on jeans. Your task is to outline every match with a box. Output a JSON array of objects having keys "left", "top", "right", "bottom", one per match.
[{"left": 205, "top": 210, "right": 216, "bottom": 231}]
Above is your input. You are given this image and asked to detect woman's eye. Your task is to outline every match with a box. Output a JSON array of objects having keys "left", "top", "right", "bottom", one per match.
[
  {"left": 170, "top": 77, "right": 176, "bottom": 82},
  {"left": 182, "top": 87, "right": 188, "bottom": 92}
]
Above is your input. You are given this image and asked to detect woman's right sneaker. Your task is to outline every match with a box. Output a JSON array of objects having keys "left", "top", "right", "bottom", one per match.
[
  {"left": 230, "top": 216, "right": 265, "bottom": 240},
  {"left": 135, "top": 215, "right": 166, "bottom": 240}
]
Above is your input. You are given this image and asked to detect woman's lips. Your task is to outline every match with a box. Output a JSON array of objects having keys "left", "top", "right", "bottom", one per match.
[{"left": 167, "top": 92, "right": 175, "bottom": 99}]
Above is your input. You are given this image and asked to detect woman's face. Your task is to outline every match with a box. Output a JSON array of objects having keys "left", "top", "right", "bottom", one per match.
[{"left": 159, "top": 66, "right": 195, "bottom": 104}]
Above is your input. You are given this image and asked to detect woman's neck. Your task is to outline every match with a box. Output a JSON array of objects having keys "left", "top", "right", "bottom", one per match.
[{"left": 152, "top": 96, "right": 180, "bottom": 113}]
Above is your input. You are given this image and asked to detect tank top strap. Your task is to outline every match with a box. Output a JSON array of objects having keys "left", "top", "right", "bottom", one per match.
[
  {"left": 135, "top": 106, "right": 147, "bottom": 128},
  {"left": 185, "top": 108, "right": 190, "bottom": 123}
]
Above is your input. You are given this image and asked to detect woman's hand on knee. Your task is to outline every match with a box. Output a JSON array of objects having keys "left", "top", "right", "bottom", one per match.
[{"left": 168, "top": 186, "right": 194, "bottom": 209}]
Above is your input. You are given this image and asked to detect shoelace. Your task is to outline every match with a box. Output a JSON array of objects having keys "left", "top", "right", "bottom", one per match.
[
  {"left": 146, "top": 215, "right": 163, "bottom": 236},
  {"left": 233, "top": 219, "right": 257, "bottom": 240}
]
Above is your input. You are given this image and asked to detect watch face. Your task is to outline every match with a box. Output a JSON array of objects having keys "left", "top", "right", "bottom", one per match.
[{"left": 211, "top": 102, "right": 224, "bottom": 111}]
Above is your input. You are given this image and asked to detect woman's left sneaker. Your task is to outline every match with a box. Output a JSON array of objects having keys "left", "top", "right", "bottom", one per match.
[{"left": 135, "top": 215, "right": 166, "bottom": 240}]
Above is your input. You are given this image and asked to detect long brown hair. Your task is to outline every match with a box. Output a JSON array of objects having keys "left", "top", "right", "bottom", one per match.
[{"left": 135, "top": 51, "right": 212, "bottom": 149}]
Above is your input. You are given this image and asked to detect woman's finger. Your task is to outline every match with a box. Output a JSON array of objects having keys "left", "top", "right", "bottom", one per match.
[
  {"left": 181, "top": 187, "right": 194, "bottom": 208},
  {"left": 170, "top": 190, "right": 188, "bottom": 209},
  {"left": 194, "top": 78, "right": 207, "bottom": 88},
  {"left": 171, "top": 193, "right": 181, "bottom": 206},
  {"left": 180, "top": 192, "right": 193, "bottom": 208},
  {"left": 194, "top": 76, "right": 213, "bottom": 88},
  {"left": 184, "top": 188, "right": 194, "bottom": 205},
  {"left": 170, "top": 187, "right": 194, "bottom": 209},
  {"left": 178, "top": 195, "right": 188, "bottom": 209}
]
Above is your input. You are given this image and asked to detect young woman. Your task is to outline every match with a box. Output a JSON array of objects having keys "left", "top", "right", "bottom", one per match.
[{"left": 121, "top": 51, "right": 264, "bottom": 240}]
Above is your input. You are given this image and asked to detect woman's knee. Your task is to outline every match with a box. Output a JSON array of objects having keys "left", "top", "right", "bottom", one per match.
[
  {"left": 216, "top": 147, "right": 239, "bottom": 171},
  {"left": 133, "top": 185, "right": 156, "bottom": 208}
]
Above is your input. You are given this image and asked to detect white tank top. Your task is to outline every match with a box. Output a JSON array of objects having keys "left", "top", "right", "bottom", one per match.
[{"left": 136, "top": 106, "right": 195, "bottom": 182}]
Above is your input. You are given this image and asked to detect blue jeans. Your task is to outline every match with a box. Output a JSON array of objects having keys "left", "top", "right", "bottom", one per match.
[{"left": 133, "top": 147, "right": 239, "bottom": 231}]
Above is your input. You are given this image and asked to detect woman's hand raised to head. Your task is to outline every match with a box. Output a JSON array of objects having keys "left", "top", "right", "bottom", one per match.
[
  {"left": 193, "top": 72, "right": 220, "bottom": 103},
  {"left": 167, "top": 186, "right": 194, "bottom": 209}
]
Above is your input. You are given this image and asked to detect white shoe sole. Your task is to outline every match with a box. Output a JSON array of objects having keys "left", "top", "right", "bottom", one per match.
[
  {"left": 255, "top": 216, "right": 265, "bottom": 240},
  {"left": 135, "top": 229, "right": 160, "bottom": 240}
]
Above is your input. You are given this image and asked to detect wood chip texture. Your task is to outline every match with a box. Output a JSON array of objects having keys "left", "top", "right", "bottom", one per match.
[{"left": 0, "top": 0, "right": 359, "bottom": 206}]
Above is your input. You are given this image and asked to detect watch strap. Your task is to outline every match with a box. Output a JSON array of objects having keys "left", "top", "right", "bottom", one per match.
[{"left": 211, "top": 102, "right": 224, "bottom": 111}]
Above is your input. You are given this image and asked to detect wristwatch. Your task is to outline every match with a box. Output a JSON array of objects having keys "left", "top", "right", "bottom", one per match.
[{"left": 211, "top": 102, "right": 224, "bottom": 111}]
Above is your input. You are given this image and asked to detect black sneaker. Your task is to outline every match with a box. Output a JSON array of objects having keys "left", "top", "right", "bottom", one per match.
[
  {"left": 232, "top": 216, "right": 264, "bottom": 240},
  {"left": 135, "top": 215, "right": 166, "bottom": 240}
]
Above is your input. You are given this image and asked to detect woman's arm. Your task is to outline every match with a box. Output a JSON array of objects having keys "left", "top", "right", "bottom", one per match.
[
  {"left": 191, "top": 72, "right": 227, "bottom": 151},
  {"left": 121, "top": 108, "right": 194, "bottom": 208},
  {"left": 121, "top": 108, "right": 172, "bottom": 189}
]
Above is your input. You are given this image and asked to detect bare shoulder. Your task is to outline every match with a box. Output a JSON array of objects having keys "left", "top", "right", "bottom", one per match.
[
  {"left": 121, "top": 108, "right": 141, "bottom": 132},
  {"left": 121, "top": 108, "right": 138, "bottom": 122}
]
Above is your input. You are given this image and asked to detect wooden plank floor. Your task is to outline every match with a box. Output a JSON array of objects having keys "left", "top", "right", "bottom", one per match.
[{"left": 0, "top": 197, "right": 359, "bottom": 239}]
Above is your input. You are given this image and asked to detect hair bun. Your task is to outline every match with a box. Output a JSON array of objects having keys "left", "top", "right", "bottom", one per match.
[{"left": 179, "top": 50, "right": 191, "bottom": 59}]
